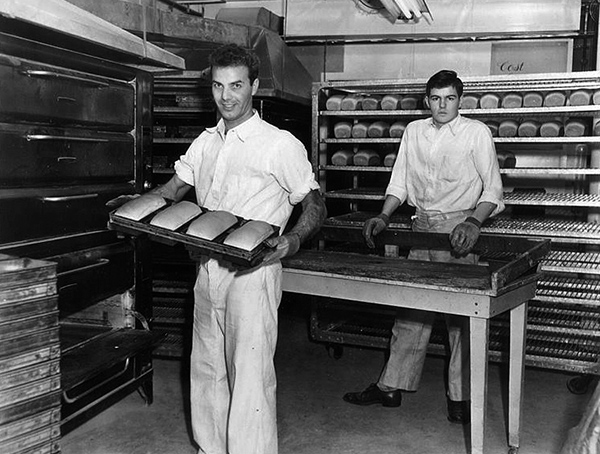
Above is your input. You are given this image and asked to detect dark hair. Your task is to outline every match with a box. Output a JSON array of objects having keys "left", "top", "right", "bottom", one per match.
[
  {"left": 208, "top": 44, "right": 260, "bottom": 83},
  {"left": 426, "top": 70, "right": 463, "bottom": 97}
]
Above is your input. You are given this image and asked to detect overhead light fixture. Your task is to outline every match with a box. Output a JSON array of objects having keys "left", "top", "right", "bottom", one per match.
[
  {"left": 356, "top": 0, "right": 433, "bottom": 23},
  {"left": 381, "top": 0, "right": 432, "bottom": 21}
]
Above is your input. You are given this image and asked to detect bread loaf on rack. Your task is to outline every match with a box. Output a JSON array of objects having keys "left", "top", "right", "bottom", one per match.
[
  {"left": 362, "top": 95, "right": 382, "bottom": 110},
  {"left": 543, "top": 91, "right": 566, "bottom": 107},
  {"left": 150, "top": 201, "right": 202, "bottom": 230},
  {"left": 389, "top": 121, "right": 407, "bottom": 138},
  {"left": 540, "top": 121, "right": 563, "bottom": 137},
  {"left": 325, "top": 94, "right": 345, "bottom": 111},
  {"left": 484, "top": 120, "right": 499, "bottom": 137},
  {"left": 187, "top": 211, "right": 238, "bottom": 240},
  {"left": 498, "top": 119, "right": 519, "bottom": 137},
  {"left": 565, "top": 119, "right": 586, "bottom": 137},
  {"left": 384, "top": 152, "right": 397, "bottom": 167},
  {"left": 353, "top": 149, "right": 380, "bottom": 166},
  {"left": 497, "top": 151, "right": 516, "bottom": 168},
  {"left": 400, "top": 95, "right": 419, "bottom": 110},
  {"left": 333, "top": 121, "right": 353, "bottom": 138},
  {"left": 114, "top": 193, "right": 166, "bottom": 221},
  {"left": 593, "top": 90, "right": 600, "bottom": 105},
  {"left": 523, "top": 92, "right": 543, "bottom": 107},
  {"left": 223, "top": 220, "right": 274, "bottom": 251},
  {"left": 340, "top": 95, "right": 363, "bottom": 111},
  {"left": 480, "top": 93, "right": 500, "bottom": 109},
  {"left": 502, "top": 92, "right": 523, "bottom": 108},
  {"left": 461, "top": 94, "right": 479, "bottom": 110},
  {"left": 569, "top": 90, "right": 592, "bottom": 106},
  {"left": 381, "top": 94, "right": 402, "bottom": 110},
  {"left": 368, "top": 121, "right": 390, "bottom": 138},
  {"left": 518, "top": 120, "right": 541, "bottom": 137},
  {"left": 331, "top": 149, "right": 355, "bottom": 166},
  {"left": 351, "top": 121, "right": 370, "bottom": 138}
]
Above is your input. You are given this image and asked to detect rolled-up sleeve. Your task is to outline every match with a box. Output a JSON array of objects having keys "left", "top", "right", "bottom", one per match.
[{"left": 274, "top": 133, "right": 320, "bottom": 205}]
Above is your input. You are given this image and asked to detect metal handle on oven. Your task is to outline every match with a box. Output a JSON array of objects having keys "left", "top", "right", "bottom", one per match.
[
  {"left": 38, "top": 194, "right": 99, "bottom": 202},
  {"left": 62, "top": 357, "right": 130, "bottom": 404},
  {"left": 24, "top": 134, "right": 110, "bottom": 143},
  {"left": 57, "top": 156, "right": 77, "bottom": 163},
  {"left": 57, "top": 96, "right": 77, "bottom": 103},
  {"left": 20, "top": 69, "right": 110, "bottom": 88},
  {"left": 58, "top": 258, "right": 110, "bottom": 277}
]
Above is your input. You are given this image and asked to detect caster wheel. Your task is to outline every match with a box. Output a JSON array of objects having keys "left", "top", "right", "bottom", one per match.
[
  {"left": 567, "top": 374, "right": 593, "bottom": 395},
  {"left": 326, "top": 344, "right": 343, "bottom": 359},
  {"left": 508, "top": 447, "right": 519, "bottom": 454}
]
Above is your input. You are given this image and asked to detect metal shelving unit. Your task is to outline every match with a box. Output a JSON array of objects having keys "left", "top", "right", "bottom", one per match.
[{"left": 310, "top": 71, "right": 600, "bottom": 380}]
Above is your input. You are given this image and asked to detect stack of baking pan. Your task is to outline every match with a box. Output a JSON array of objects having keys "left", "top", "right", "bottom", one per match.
[{"left": 0, "top": 255, "right": 61, "bottom": 454}]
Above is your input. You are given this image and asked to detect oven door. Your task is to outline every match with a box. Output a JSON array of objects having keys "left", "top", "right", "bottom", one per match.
[
  {"left": 0, "top": 123, "right": 134, "bottom": 188},
  {"left": 0, "top": 55, "right": 134, "bottom": 131}
]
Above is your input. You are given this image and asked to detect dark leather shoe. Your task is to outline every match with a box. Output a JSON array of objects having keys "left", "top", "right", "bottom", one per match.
[
  {"left": 447, "top": 398, "right": 469, "bottom": 424},
  {"left": 343, "top": 383, "right": 402, "bottom": 407}
]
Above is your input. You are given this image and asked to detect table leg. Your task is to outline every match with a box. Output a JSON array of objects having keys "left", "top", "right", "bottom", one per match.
[
  {"left": 470, "top": 317, "right": 489, "bottom": 454},
  {"left": 508, "top": 301, "right": 528, "bottom": 451}
]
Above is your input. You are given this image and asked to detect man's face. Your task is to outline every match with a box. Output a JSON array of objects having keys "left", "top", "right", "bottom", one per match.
[
  {"left": 425, "top": 86, "right": 461, "bottom": 127},
  {"left": 212, "top": 65, "right": 258, "bottom": 130}
]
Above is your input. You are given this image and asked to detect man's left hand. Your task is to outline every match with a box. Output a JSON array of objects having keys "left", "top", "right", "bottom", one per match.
[
  {"left": 261, "top": 233, "right": 301, "bottom": 265},
  {"left": 450, "top": 222, "right": 480, "bottom": 256}
]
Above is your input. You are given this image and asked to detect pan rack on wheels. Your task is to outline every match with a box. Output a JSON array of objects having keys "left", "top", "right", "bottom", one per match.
[{"left": 310, "top": 71, "right": 600, "bottom": 395}]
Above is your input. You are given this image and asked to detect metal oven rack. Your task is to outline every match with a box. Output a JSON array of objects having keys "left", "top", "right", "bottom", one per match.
[{"left": 310, "top": 72, "right": 600, "bottom": 386}]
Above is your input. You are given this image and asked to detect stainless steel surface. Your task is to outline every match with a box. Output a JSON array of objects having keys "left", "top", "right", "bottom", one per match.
[{"left": 249, "top": 28, "right": 313, "bottom": 105}]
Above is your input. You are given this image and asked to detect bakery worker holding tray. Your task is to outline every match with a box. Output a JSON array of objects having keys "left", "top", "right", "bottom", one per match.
[
  {"left": 343, "top": 70, "right": 504, "bottom": 425},
  {"left": 115, "top": 44, "right": 326, "bottom": 454}
]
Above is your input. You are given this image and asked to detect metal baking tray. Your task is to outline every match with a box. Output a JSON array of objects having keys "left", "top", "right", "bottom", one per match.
[{"left": 108, "top": 206, "right": 279, "bottom": 268}]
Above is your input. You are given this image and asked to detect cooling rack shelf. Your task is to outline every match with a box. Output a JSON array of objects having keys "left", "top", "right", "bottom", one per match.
[{"left": 311, "top": 71, "right": 600, "bottom": 377}]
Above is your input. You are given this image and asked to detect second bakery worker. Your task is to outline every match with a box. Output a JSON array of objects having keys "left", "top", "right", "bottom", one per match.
[
  {"left": 150, "top": 44, "right": 326, "bottom": 454},
  {"left": 343, "top": 70, "right": 504, "bottom": 424}
]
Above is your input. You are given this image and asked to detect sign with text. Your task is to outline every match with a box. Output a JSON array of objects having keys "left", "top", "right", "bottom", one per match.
[{"left": 490, "top": 40, "right": 571, "bottom": 75}]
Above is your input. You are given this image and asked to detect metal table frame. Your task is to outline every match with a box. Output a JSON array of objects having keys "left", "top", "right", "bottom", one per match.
[{"left": 282, "top": 250, "right": 538, "bottom": 454}]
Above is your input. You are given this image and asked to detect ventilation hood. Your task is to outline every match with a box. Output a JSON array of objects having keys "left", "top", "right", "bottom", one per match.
[{"left": 249, "top": 27, "right": 313, "bottom": 105}]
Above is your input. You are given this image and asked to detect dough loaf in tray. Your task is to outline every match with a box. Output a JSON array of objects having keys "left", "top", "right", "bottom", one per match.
[
  {"left": 223, "top": 220, "right": 274, "bottom": 251},
  {"left": 149, "top": 201, "right": 202, "bottom": 230},
  {"left": 114, "top": 193, "right": 166, "bottom": 221},
  {"left": 187, "top": 211, "right": 238, "bottom": 240}
]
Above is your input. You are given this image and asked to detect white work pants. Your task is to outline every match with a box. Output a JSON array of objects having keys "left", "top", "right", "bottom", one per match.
[
  {"left": 378, "top": 210, "right": 477, "bottom": 401},
  {"left": 190, "top": 257, "right": 282, "bottom": 454}
]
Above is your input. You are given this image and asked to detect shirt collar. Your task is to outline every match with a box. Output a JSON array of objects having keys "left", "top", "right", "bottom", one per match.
[
  {"left": 206, "top": 110, "right": 260, "bottom": 142},
  {"left": 427, "top": 113, "right": 462, "bottom": 136}
]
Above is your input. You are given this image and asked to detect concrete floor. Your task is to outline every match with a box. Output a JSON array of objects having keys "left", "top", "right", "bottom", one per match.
[{"left": 61, "top": 299, "right": 593, "bottom": 454}]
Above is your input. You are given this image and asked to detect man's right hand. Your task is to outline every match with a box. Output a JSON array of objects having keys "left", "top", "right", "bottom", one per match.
[
  {"left": 105, "top": 194, "right": 140, "bottom": 209},
  {"left": 362, "top": 213, "right": 390, "bottom": 248}
]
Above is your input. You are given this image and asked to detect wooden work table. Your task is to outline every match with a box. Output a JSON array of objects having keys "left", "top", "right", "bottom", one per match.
[{"left": 281, "top": 245, "right": 544, "bottom": 454}]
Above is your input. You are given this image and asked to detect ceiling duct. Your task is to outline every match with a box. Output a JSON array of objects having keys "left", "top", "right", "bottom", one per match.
[{"left": 248, "top": 27, "right": 313, "bottom": 105}]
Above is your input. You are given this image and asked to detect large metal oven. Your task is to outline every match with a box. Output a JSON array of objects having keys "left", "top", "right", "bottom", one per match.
[{"left": 0, "top": 27, "right": 159, "bottom": 437}]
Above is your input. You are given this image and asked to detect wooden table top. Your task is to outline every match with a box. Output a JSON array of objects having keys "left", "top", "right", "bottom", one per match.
[{"left": 282, "top": 250, "right": 494, "bottom": 294}]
